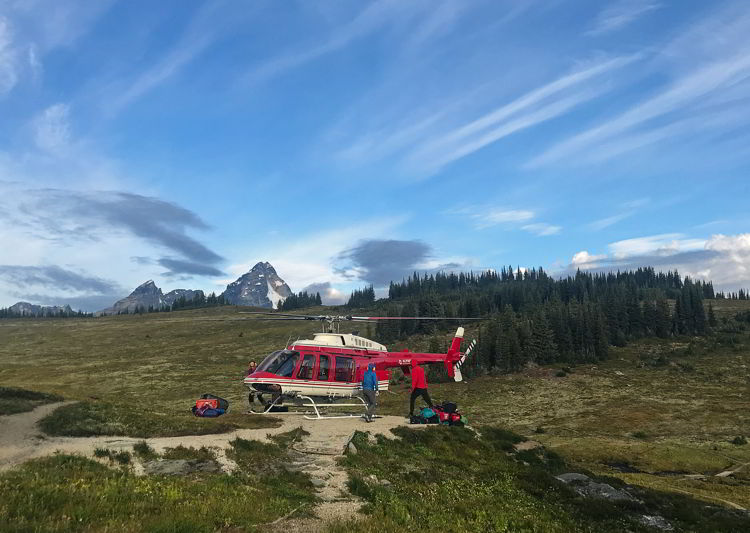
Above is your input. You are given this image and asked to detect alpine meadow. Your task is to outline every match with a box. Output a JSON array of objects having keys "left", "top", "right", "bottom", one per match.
[{"left": 2, "top": 1, "right": 750, "bottom": 532}]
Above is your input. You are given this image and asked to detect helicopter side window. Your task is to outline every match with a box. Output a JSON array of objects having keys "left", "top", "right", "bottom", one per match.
[
  {"left": 296, "top": 355, "right": 315, "bottom": 380},
  {"left": 275, "top": 352, "right": 299, "bottom": 378},
  {"left": 334, "top": 356, "right": 354, "bottom": 382},
  {"left": 317, "top": 355, "right": 330, "bottom": 381}
]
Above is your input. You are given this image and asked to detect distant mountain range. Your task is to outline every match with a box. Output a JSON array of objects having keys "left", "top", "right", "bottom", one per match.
[
  {"left": 6, "top": 302, "right": 74, "bottom": 317},
  {"left": 4, "top": 261, "right": 294, "bottom": 316},
  {"left": 94, "top": 261, "right": 292, "bottom": 315},
  {"left": 96, "top": 281, "right": 206, "bottom": 316}
]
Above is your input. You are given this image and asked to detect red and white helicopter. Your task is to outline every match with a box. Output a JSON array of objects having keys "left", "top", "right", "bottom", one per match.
[{"left": 243, "top": 313, "right": 476, "bottom": 419}]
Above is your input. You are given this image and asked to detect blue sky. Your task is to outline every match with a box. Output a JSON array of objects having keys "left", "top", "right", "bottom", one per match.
[{"left": 1, "top": 0, "right": 749, "bottom": 310}]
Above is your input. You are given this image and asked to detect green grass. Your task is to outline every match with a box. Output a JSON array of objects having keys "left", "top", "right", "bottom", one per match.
[
  {"left": 0, "top": 386, "right": 63, "bottom": 415},
  {"left": 0, "top": 306, "right": 323, "bottom": 437},
  {"left": 161, "top": 445, "right": 216, "bottom": 462},
  {"left": 0, "top": 452, "right": 315, "bottom": 532},
  {"left": 331, "top": 426, "right": 750, "bottom": 533},
  {"left": 38, "top": 399, "right": 281, "bottom": 438}
]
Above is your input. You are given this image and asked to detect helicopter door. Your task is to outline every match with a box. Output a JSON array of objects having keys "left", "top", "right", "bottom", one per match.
[
  {"left": 334, "top": 356, "right": 355, "bottom": 382},
  {"left": 296, "top": 354, "right": 315, "bottom": 380},
  {"left": 315, "top": 354, "right": 331, "bottom": 381}
]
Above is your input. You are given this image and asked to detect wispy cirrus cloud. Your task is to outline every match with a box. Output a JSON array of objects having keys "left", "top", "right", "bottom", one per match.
[
  {"left": 105, "top": 0, "right": 253, "bottom": 114},
  {"left": 522, "top": 223, "right": 561, "bottom": 236},
  {"left": 330, "top": 52, "right": 639, "bottom": 177},
  {"left": 0, "top": 16, "right": 19, "bottom": 96},
  {"left": 0, "top": 1, "right": 115, "bottom": 96},
  {"left": 587, "top": 197, "right": 650, "bottom": 231},
  {"left": 446, "top": 204, "right": 561, "bottom": 236},
  {"left": 242, "top": 0, "right": 468, "bottom": 88},
  {"left": 587, "top": 0, "right": 661, "bottom": 36},
  {"left": 530, "top": 5, "right": 750, "bottom": 168}
]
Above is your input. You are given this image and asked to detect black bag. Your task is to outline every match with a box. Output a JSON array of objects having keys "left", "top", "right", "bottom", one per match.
[
  {"left": 200, "top": 393, "right": 229, "bottom": 411},
  {"left": 410, "top": 415, "right": 426, "bottom": 424},
  {"left": 441, "top": 402, "right": 458, "bottom": 414}
]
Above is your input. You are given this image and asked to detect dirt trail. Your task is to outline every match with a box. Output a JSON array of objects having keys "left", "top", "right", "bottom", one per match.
[{"left": 1, "top": 404, "right": 411, "bottom": 528}]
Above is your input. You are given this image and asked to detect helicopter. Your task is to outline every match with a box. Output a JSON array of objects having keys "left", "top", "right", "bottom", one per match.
[{"left": 242, "top": 312, "right": 477, "bottom": 419}]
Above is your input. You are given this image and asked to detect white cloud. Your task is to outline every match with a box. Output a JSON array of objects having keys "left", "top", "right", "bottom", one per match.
[
  {"left": 587, "top": 0, "right": 661, "bottom": 36},
  {"left": 522, "top": 223, "right": 561, "bottom": 236},
  {"left": 608, "top": 233, "right": 705, "bottom": 258},
  {"left": 571, "top": 250, "right": 607, "bottom": 267},
  {"left": 700, "top": 233, "right": 750, "bottom": 289},
  {"left": 568, "top": 232, "right": 750, "bottom": 291},
  {"left": 33, "top": 103, "right": 70, "bottom": 153}
]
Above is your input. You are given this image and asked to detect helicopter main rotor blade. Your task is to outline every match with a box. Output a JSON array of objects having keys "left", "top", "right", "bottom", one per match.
[
  {"left": 348, "top": 316, "right": 480, "bottom": 321},
  {"left": 239, "top": 311, "right": 325, "bottom": 319},
  {"left": 242, "top": 317, "right": 313, "bottom": 321},
  {"left": 238, "top": 311, "right": 480, "bottom": 322}
]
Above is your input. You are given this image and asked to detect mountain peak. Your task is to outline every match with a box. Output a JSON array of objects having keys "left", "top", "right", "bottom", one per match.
[
  {"left": 132, "top": 280, "right": 161, "bottom": 296},
  {"left": 223, "top": 261, "right": 291, "bottom": 308},
  {"left": 250, "top": 261, "right": 276, "bottom": 273}
]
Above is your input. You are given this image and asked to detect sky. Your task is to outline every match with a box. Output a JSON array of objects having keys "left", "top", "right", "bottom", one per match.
[{"left": 1, "top": 0, "right": 749, "bottom": 311}]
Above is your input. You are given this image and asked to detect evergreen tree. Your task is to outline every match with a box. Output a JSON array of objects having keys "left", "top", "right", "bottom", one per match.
[{"left": 708, "top": 302, "right": 717, "bottom": 328}]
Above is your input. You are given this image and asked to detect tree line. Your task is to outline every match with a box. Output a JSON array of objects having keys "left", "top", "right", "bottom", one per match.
[
  {"left": 715, "top": 289, "right": 750, "bottom": 300},
  {"left": 280, "top": 291, "right": 322, "bottom": 311},
  {"left": 346, "top": 285, "right": 376, "bottom": 307},
  {"left": 372, "top": 268, "right": 714, "bottom": 372},
  {"left": 117, "top": 292, "right": 228, "bottom": 315},
  {"left": 0, "top": 308, "right": 91, "bottom": 319}
]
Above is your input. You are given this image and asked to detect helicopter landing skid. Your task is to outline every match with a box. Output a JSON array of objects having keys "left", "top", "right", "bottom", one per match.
[
  {"left": 248, "top": 393, "right": 370, "bottom": 420},
  {"left": 297, "top": 394, "right": 369, "bottom": 420}
]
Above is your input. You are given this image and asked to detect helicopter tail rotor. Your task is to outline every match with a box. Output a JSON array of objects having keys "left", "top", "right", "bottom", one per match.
[{"left": 449, "top": 327, "right": 476, "bottom": 382}]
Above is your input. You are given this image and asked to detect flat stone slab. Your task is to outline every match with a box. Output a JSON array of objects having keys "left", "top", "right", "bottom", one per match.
[
  {"left": 143, "top": 459, "right": 221, "bottom": 476},
  {"left": 555, "top": 472, "right": 590, "bottom": 483}
]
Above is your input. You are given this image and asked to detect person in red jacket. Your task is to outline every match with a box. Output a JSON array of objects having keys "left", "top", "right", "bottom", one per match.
[{"left": 409, "top": 359, "right": 433, "bottom": 417}]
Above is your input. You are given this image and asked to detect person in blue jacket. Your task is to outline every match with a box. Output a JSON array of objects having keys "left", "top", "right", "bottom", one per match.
[{"left": 362, "top": 363, "right": 379, "bottom": 422}]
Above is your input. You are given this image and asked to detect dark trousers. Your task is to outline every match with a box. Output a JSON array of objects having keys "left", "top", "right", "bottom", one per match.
[
  {"left": 363, "top": 389, "right": 377, "bottom": 420},
  {"left": 410, "top": 388, "right": 433, "bottom": 415}
]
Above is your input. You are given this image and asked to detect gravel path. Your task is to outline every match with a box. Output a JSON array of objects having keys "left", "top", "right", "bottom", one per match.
[{"left": 0, "top": 404, "right": 413, "bottom": 527}]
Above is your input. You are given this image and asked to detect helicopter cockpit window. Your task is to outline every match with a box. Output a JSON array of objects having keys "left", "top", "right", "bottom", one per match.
[
  {"left": 276, "top": 352, "right": 299, "bottom": 378},
  {"left": 334, "top": 356, "right": 354, "bottom": 382},
  {"left": 256, "top": 350, "right": 300, "bottom": 376},
  {"left": 297, "top": 355, "right": 315, "bottom": 380}
]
